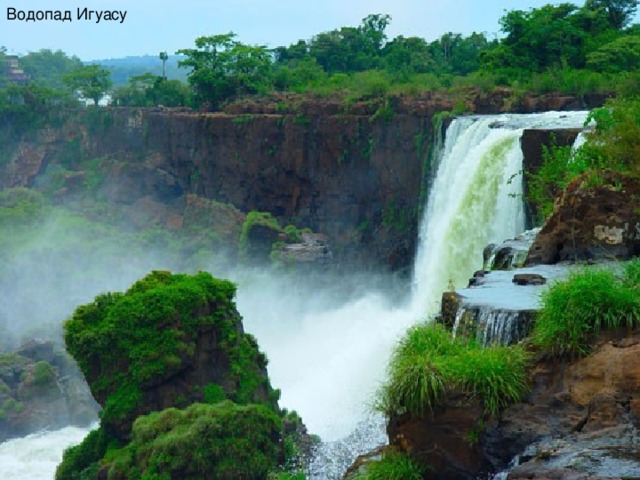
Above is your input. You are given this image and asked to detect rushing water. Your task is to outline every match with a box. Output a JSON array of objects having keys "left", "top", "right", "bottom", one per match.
[
  {"left": 0, "top": 111, "right": 588, "bottom": 479},
  {"left": 0, "top": 425, "right": 97, "bottom": 480}
]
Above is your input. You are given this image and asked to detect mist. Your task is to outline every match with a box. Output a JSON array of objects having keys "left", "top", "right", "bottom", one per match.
[{"left": 0, "top": 205, "right": 417, "bottom": 447}]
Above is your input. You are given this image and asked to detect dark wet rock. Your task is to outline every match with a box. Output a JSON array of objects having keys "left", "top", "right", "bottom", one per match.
[
  {"left": 439, "top": 291, "right": 464, "bottom": 330},
  {"left": 513, "top": 273, "right": 547, "bottom": 286},
  {"left": 485, "top": 229, "right": 541, "bottom": 271}
]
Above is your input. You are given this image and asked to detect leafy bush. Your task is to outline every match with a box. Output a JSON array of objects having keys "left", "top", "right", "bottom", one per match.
[
  {"left": 103, "top": 402, "right": 282, "bottom": 480},
  {"left": 353, "top": 451, "right": 425, "bottom": 480},
  {"left": 32, "top": 360, "right": 55, "bottom": 386},
  {"left": 239, "top": 211, "right": 282, "bottom": 256},
  {"left": 378, "top": 323, "right": 529, "bottom": 418},
  {"left": 56, "top": 427, "right": 116, "bottom": 480},
  {"left": 532, "top": 267, "right": 640, "bottom": 358}
]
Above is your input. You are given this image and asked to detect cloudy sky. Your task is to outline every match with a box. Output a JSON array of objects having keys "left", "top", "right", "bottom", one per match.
[{"left": 0, "top": 0, "right": 627, "bottom": 60}]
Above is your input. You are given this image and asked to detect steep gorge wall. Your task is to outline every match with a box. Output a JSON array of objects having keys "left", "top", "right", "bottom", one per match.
[
  {"left": 0, "top": 93, "right": 604, "bottom": 272},
  {"left": 3, "top": 108, "right": 433, "bottom": 272}
]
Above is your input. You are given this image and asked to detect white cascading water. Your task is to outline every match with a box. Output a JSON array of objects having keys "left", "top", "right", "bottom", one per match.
[
  {"left": 0, "top": 425, "right": 97, "bottom": 480},
  {"left": 411, "top": 111, "right": 589, "bottom": 315},
  {"left": 0, "top": 111, "right": 588, "bottom": 480}
]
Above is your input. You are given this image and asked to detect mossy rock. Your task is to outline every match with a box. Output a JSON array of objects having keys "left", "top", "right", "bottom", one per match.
[
  {"left": 64, "top": 270, "right": 279, "bottom": 439},
  {"left": 239, "top": 211, "right": 284, "bottom": 262},
  {"left": 101, "top": 401, "right": 282, "bottom": 480}
]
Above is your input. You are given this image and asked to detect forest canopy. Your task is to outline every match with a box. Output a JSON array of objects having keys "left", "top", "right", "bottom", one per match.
[{"left": 1, "top": 0, "right": 640, "bottom": 110}]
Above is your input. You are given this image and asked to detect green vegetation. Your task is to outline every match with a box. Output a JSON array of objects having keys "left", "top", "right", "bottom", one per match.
[
  {"left": 239, "top": 211, "right": 282, "bottom": 258},
  {"left": 528, "top": 96, "right": 640, "bottom": 224},
  {"left": 353, "top": 450, "right": 425, "bottom": 480},
  {"left": 378, "top": 323, "right": 529, "bottom": 418},
  {"left": 63, "top": 270, "right": 273, "bottom": 433},
  {"left": 3, "top": 1, "right": 640, "bottom": 111},
  {"left": 57, "top": 271, "right": 295, "bottom": 479},
  {"left": 527, "top": 94, "right": 640, "bottom": 224},
  {"left": 63, "top": 65, "right": 112, "bottom": 105},
  {"left": 32, "top": 360, "right": 55, "bottom": 386},
  {"left": 527, "top": 140, "right": 585, "bottom": 223},
  {"left": 19, "top": 49, "right": 83, "bottom": 90},
  {"left": 112, "top": 73, "right": 190, "bottom": 107},
  {"left": 177, "top": 33, "right": 272, "bottom": 109},
  {"left": 55, "top": 427, "right": 115, "bottom": 480},
  {"left": 532, "top": 262, "right": 640, "bottom": 358},
  {"left": 102, "top": 402, "right": 281, "bottom": 480}
]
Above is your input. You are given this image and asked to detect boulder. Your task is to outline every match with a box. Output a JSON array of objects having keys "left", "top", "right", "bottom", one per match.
[
  {"left": 273, "top": 232, "right": 333, "bottom": 267},
  {"left": 512, "top": 274, "right": 547, "bottom": 286},
  {"left": 0, "top": 340, "right": 99, "bottom": 443},
  {"left": 526, "top": 173, "right": 640, "bottom": 265},
  {"left": 387, "top": 392, "right": 489, "bottom": 479}
]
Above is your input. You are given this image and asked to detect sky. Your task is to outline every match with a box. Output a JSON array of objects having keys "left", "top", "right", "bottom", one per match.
[{"left": 0, "top": 0, "right": 624, "bottom": 60}]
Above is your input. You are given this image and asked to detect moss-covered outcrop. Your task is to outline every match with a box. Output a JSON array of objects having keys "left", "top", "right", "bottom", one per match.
[
  {"left": 0, "top": 340, "right": 99, "bottom": 443},
  {"left": 64, "top": 270, "right": 279, "bottom": 438},
  {"left": 58, "top": 270, "right": 294, "bottom": 479}
]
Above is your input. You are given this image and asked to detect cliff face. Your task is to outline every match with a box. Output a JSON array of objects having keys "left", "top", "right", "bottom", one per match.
[
  {"left": 2, "top": 108, "right": 431, "bottom": 272},
  {"left": 386, "top": 330, "right": 640, "bottom": 479},
  {"left": 0, "top": 93, "right": 607, "bottom": 272}
]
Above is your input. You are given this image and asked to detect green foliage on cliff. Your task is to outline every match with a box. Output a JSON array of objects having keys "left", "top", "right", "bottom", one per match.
[
  {"left": 239, "top": 211, "right": 282, "bottom": 257},
  {"left": 527, "top": 95, "right": 640, "bottom": 224},
  {"left": 533, "top": 263, "right": 640, "bottom": 358},
  {"left": 174, "top": 3, "right": 640, "bottom": 110},
  {"left": 58, "top": 270, "right": 292, "bottom": 479},
  {"left": 378, "top": 323, "right": 529, "bottom": 418},
  {"left": 102, "top": 402, "right": 282, "bottom": 480}
]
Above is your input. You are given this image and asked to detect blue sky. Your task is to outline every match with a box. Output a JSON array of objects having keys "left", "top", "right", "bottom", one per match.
[{"left": 0, "top": 1, "right": 629, "bottom": 60}]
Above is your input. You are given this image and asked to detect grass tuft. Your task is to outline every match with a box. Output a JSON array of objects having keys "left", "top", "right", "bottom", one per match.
[
  {"left": 378, "top": 323, "right": 529, "bottom": 418},
  {"left": 532, "top": 266, "right": 640, "bottom": 358}
]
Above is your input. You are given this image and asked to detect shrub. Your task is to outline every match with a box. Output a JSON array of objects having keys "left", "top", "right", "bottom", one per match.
[
  {"left": 378, "top": 323, "right": 529, "bottom": 418},
  {"left": 32, "top": 360, "right": 55, "bottom": 386},
  {"left": 532, "top": 267, "right": 640, "bottom": 358},
  {"left": 103, "top": 402, "right": 282, "bottom": 480},
  {"left": 239, "top": 211, "right": 282, "bottom": 258},
  {"left": 56, "top": 427, "right": 116, "bottom": 480},
  {"left": 353, "top": 451, "right": 425, "bottom": 480}
]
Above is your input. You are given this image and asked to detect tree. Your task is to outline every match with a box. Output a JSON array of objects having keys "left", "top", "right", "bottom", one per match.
[
  {"left": 587, "top": 35, "right": 640, "bottom": 71},
  {"left": 383, "top": 36, "right": 433, "bottom": 79},
  {"left": 19, "top": 49, "right": 83, "bottom": 90},
  {"left": 63, "top": 64, "right": 112, "bottom": 105},
  {"left": 584, "top": 0, "right": 639, "bottom": 29},
  {"left": 177, "top": 33, "right": 272, "bottom": 109},
  {"left": 113, "top": 73, "right": 190, "bottom": 107},
  {"left": 485, "top": 4, "right": 592, "bottom": 70}
]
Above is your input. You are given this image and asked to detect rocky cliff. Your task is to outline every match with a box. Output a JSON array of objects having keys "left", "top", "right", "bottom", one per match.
[
  {"left": 0, "top": 92, "right": 608, "bottom": 273},
  {"left": 386, "top": 329, "right": 640, "bottom": 479}
]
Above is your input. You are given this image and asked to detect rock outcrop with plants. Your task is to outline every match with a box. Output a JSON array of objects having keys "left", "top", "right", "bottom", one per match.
[
  {"left": 56, "top": 270, "right": 307, "bottom": 480},
  {"left": 0, "top": 340, "right": 99, "bottom": 443}
]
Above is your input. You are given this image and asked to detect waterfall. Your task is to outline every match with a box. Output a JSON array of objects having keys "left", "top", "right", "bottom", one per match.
[
  {"left": 411, "top": 111, "right": 588, "bottom": 318},
  {"left": 2, "top": 111, "right": 589, "bottom": 480}
]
